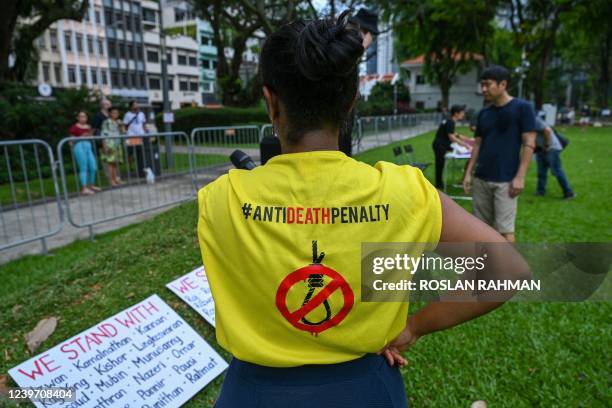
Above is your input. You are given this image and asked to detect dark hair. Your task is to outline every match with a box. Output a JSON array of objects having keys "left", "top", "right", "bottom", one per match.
[
  {"left": 450, "top": 105, "right": 465, "bottom": 115},
  {"left": 128, "top": 100, "right": 136, "bottom": 109},
  {"left": 76, "top": 110, "right": 88, "bottom": 117},
  {"left": 109, "top": 106, "right": 120, "bottom": 113},
  {"left": 260, "top": 10, "right": 364, "bottom": 143},
  {"left": 480, "top": 65, "right": 511, "bottom": 86}
]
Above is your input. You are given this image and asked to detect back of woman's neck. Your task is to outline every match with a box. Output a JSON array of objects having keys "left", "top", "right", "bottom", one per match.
[{"left": 282, "top": 129, "right": 339, "bottom": 154}]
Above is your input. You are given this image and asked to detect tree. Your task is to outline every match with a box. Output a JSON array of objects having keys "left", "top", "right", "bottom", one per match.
[
  {"left": 0, "top": 0, "right": 88, "bottom": 84},
  {"left": 192, "top": 0, "right": 318, "bottom": 107},
  {"left": 559, "top": 0, "right": 612, "bottom": 108},
  {"left": 499, "top": 0, "right": 576, "bottom": 109},
  {"left": 380, "top": 0, "right": 496, "bottom": 109}
]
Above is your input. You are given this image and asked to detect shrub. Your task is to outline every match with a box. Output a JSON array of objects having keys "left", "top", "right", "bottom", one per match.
[{"left": 156, "top": 106, "right": 269, "bottom": 135}]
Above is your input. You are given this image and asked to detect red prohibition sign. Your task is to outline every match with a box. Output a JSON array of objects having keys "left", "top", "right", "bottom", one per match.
[{"left": 276, "top": 263, "right": 354, "bottom": 334}]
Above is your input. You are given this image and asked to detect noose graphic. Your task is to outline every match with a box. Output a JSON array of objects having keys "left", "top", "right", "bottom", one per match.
[{"left": 301, "top": 240, "right": 332, "bottom": 326}]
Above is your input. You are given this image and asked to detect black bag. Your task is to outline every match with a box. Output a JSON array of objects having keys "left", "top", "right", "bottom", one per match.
[{"left": 552, "top": 127, "right": 569, "bottom": 149}]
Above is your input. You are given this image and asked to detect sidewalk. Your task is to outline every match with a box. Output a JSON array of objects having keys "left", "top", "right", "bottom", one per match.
[{"left": 0, "top": 124, "right": 436, "bottom": 265}]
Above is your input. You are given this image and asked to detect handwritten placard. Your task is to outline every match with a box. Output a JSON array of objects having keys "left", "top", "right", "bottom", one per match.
[
  {"left": 166, "top": 267, "right": 215, "bottom": 328},
  {"left": 9, "top": 295, "right": 227, "bottom": 407}
]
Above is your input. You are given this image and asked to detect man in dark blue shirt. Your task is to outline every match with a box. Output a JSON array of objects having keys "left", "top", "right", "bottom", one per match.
[{"left": 462, "top": 65, "right": 536, "bottom": 242}]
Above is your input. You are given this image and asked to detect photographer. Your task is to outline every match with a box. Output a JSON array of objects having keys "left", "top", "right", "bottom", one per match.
[{"left": 197, "top": 11, "right": 525, "bottom": 407}]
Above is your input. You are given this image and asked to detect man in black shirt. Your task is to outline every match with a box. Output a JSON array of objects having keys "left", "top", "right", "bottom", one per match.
[{"left": 432, "top": 104, "right": 470, "bottom": 189}]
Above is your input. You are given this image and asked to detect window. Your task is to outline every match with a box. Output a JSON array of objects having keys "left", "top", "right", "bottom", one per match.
[
  {"left": 167, "top": 76, "right": 174, "bottom": 90},
  {"left": 97, "top": 39, "right": 104, "bottom": 56},
  {"left": 53, "top": 64, "right": 62, "bottom": 84},
  {"left": 178, "top": 54, "right": 187, "bottom": 65},
  {"left": 91, "top": 69, "right": 98, "bottom": 84},
  {"left": 147, "top": 49, "right": 159, "bottom": 63},
  {"left": 125, "top": 16, "right": 132, "bottom": 31},
  {"left": 115, "top": 12, "right": 123, "bottom": 28},
  {"left": 80, "top": 68, "right": 86, "bottom": 83},
  {"left": 87, "top": 37, "right": 94, "bottom": 54},
  {"left": 64, "top": 32, "right": 72, "bottom": 51},
  {"left": 201, "top": 59, "right": 210, "bottom": 69},
  {"left": 416, "top": 75, "right": 425, "bottom": 85},
  {"left": 105, "top": 9, "right": 113, "bottom": 25},
  {"left": 127, "top": 44, "right": 133, "bottom": 59},
  {"left": 111, "top": 71, "right": 119, "bottom": 86},
  {"left": 188, "top": 55, "right": 197, "bottom": 66},
  {"left": 179, "top": 77, "right": 189, "bottom": 91},
  {"left": 149, "top": 77, "right": 161, "bottom": 90},
  {"left": 68, "top": 66, "right": 76, "bottom": 83},
  {"left": 189, "top": 79, "right": 198, "bottom": 91},
  {"left": 108, "top": 41, "right": 116, "bottom": 57},
  {"left": 135, "top": 45, "right": 142, "bottom": 61},
  {"left": 42, "top": 63, "right": 50, "bottom": 82},
  {"left": 202, "top": 81, "right": 214, "bottom": 93},
  {"left": 166, "top": 52, "right": 172, "bottom": 64},
  {"left": 200, "top": 35, "right": 212, "bottom": 46},
  {"left": 131, "top": 72, "right": 137, "bottom": 87},
  {"left": 37, "top": 35, "right": 46, "bottom": 50},
  {"left": 143, "top": 8, "right": 156, "bottom": 23},
  {"left": 134, "top": 17, "right": 140, "bottom": 29},
  {"left": 50, "top": 29, "right": 58, "bottom": 51},
  {"left": 118, "top": 43, "right": 125, "bottom": 58},
  {"left": 101, "top": 69, "right": 108, "bottom": 85},
  {"left": 76, "top": 34, "right": 83, "bottom": 53},
  {"left": 95, "top": 10, "right": 102, "bottom": 24}
]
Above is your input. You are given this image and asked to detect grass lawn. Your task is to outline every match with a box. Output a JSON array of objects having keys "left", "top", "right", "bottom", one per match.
[{"left": 0, "top": 126, "right": 610, "bottom": 407}]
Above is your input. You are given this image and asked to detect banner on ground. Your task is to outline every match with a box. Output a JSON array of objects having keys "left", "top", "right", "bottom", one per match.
[
  {"left": 9, "top": 294, "right": 227, "bottom": 407},
  {"left": 166, "top": 267, "right": 216, "bottom": 328}
]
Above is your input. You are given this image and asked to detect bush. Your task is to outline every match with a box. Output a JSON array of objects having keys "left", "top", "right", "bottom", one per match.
[
  {"left": 156, "top": 106, "right": 269, "bottom": 135},
  {"left": 0, "top": 83, "right": 107, "bottom": 146}
]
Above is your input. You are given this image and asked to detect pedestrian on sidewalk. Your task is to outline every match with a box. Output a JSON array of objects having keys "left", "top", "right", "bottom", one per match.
[
  {"left": 101, "top": 107, "right": 125, "bottom": 187},
  {"left": 69, "top": 111, "right": 101, "bottom": 195}
]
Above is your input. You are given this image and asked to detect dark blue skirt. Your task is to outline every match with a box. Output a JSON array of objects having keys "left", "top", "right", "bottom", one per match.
[{"left": 215, "top": 353, "right": 408, "bottom": 408}]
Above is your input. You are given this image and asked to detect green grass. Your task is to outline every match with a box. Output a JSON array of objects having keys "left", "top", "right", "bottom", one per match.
[{"left": 0, "top": 126, "right": 610, "bottom": 407}]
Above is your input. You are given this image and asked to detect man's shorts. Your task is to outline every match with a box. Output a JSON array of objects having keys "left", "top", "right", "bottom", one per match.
[{"left": 472, "top": 177, "right": 517, "bottom": 234}]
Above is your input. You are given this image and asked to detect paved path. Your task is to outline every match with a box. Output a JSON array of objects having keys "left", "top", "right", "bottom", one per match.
[{"left": 0, "top": 123, "right": 436, "bottom": 264}]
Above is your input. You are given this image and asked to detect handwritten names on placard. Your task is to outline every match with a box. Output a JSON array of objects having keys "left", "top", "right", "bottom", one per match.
[
  {"left": 9, "top": 295, "right": 227, "bottom": 408},
  {"left": 166, "top": 267, "right": 216, "bottom": 328}
]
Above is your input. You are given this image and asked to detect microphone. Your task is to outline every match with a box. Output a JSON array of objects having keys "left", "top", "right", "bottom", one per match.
[{"left": 230, "top": 150, "right": 257, "bottom": 170}]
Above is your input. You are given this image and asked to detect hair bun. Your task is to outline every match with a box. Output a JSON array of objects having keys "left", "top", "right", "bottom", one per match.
[{"left": 296, "top": 10, "right": 364, "bottom": 81}]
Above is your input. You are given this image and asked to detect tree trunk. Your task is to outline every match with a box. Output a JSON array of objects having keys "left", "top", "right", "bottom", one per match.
[
  {"left": 0, "top": 0, "right": 19, "bottom": 84},
  {"left": 440, "top": 83, "right": 450, "bottom": 109}
]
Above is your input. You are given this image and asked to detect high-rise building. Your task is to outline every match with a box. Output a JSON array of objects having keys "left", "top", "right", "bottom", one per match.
[
  {"left": 36, "top": 0, "right": 111, "bottom": 96},
  {"left": 102, "top": 0, "right": 149, "bottom": 105},
  {"left": 161, "top": 0, "right": 218, "bottom": 104},
  {"left": 141, "top": 0, "right": 202, "bottom": 110}
]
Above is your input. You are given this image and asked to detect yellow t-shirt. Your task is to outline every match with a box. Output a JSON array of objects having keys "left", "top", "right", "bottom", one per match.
[{"left": 197, "top": 150, "right": 441, "bottom": 367}]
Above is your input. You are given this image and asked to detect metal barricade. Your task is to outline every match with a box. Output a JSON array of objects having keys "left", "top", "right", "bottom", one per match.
[
  {"left": 57, "top": 132, "right": 195, "bottom": 237},
  {"left": 190, "top": 125, "right": 260, "bottom": 187},
  {"left": 0, "top": 139, "right": 63, "bottom": 253},
  {"left": 259, "top": 124, "right": 274, "bottom": 142}
]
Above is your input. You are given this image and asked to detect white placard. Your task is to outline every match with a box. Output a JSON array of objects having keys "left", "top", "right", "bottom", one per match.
[
  {"left": 9, "top": 295, "right": 227, "bottom": 408},
  {"left": 163, "top": 112, "right": 175, "bottom": 124},
  {"left": 166, "top": 267, "right": 215, "bottom": 328}
]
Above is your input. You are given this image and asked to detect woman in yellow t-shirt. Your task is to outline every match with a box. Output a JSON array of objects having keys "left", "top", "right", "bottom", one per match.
[{"left": 197, "top": 10, "right": 528, "bottom": 408}]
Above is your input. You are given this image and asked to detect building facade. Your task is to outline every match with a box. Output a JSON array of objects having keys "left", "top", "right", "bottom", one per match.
[
  {"left": 401, "top": 55, "right": 484, "bottom": 110},
  {"left": 102, "top": 0, "right": 149, "bottom": 105},
  {"left": 161, "top": 0, "right": 218, "bottom": 104},
  {"left": 36, "top": 0, "right": 111, "bottom": 96},
  {"left": 142, "top": 0, "right": 202, "bottom": 110}
]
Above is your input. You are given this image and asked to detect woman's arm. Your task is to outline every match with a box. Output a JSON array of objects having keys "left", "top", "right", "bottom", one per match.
[{"left": 380, "top": 192, "right": 530, "bottom": 366}]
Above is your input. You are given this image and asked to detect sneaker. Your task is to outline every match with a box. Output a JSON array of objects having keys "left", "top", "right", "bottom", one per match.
[
  {"left": 90, "top": 185, "right": 102, "bottom": 192},
  {"left": 81, "top": 188, "right": 94, "bottom": 196},
  {"left": 562, "top": 192, "right": 576, "bottom": 200}
]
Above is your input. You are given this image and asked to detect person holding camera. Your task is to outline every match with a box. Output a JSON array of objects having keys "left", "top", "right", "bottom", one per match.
[{"left": 197, "top": 12, "right": 526, "bottom": 407}]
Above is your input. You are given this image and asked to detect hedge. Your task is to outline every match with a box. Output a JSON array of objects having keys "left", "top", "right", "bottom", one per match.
[{"left": 156, "top": 106, "right": 270, "bottom": 135}]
